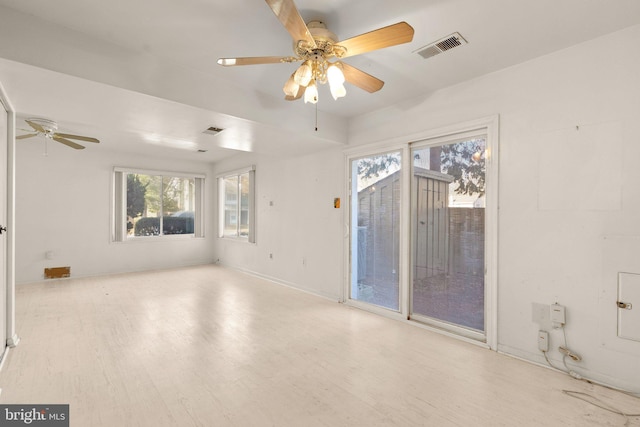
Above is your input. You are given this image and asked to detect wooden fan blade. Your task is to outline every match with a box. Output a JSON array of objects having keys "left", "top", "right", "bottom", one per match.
[
  {"left": 337, "top": 22, "right": 414, "bottom": 58},
  {"left": 55, "top": 132, "right": 100, "bottom": 143},
  {"left": 265, "top": 0, "right": 316, "bottom": 48},
  {"left": 285, "top": 84, "right": 305, "bottom": 101},
  {"left": 217, "top": 56, "right": 297, "bottom": 67},
  {"left": 52, "top": 136, "right": 85, "bottom": 150},
  {"left": 16, "top": 133, "right": 37, "bottom": 140},
  {"left": 338, "top": 62, "right": 385, "bottom": 93},
  {"left": 25, "top": 119, "right": 46, "bottom": 133}
]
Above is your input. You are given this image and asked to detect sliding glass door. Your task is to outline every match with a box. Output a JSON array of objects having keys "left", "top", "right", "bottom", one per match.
[
  {"left": 346, "top": 122, "right": 495, "bottom": 344},
  {"left": 349, "top": 152, "right": 401, "bottom": 311},
  {"left": 411, "top": 135, "right": 486, "bottom": 335}
]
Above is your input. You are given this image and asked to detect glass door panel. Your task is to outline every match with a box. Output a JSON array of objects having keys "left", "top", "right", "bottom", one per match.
[
  {"left": 411, "top": 138, "right": 486, "bottom": 332},
  {"left": 350, "top": 152, "right": 401, "bottom": 311}
]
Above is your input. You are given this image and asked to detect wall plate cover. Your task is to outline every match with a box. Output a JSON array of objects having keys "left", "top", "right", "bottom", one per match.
[
  {"left": 538, "top": 330, "right": 549, "bottom": 352},
  {"left": 551, "top": 303, "right": 566, "bottom": 327}
]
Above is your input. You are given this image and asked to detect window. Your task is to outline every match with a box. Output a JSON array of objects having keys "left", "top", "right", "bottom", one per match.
[
  {"left": 113, "top": 168, "right": 205, "bottom": 241},
  {"left": 218, "top": 166, "right": 255, "bottom": 242}
]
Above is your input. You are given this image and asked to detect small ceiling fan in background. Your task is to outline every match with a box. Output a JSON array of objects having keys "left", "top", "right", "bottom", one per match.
[
  {"left": 17, "top": 118, "right": 100, "bottom": 150},
  {"left": 217, "top": 0, "right": 414, "bottom": 104}
]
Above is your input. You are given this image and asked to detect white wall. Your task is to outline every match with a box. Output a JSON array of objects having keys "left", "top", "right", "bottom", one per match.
[
  {"left": 212, "top": 147, "right": 345, "bottom": 301},
  {"left": 15, "top": 142, "right": 216, "bottom": 284},
  {"left": 215, "top": 25, "right": 640, "bottom": 391}
]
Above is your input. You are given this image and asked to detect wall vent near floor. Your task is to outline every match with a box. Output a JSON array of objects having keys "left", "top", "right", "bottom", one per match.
[
  {"left": 414, "top": 32, "right": 467, "bottom": 59},
  {"left": 45, "top": 266, "right": 71, "bottom": 279}
]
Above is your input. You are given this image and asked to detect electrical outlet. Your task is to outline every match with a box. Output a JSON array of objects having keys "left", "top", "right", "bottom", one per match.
[{"left": 538, "top": 330, "right": 549, "bottom": 352}]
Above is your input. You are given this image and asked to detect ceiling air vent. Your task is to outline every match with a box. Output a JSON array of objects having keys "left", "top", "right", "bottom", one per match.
[
  {"left": 203, "top": 126, "right": 224, "bottom": 135},
  {"left": 415, "top": 32, "right": 467, "bottom": 59}
]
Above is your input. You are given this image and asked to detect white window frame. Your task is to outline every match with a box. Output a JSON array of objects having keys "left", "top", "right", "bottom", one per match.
[
  {"left": 217, "top": 165, "right": 256, "bottom": 243},
  {"left": 112, "top": 167, "right": 205, "bottom": 242}
]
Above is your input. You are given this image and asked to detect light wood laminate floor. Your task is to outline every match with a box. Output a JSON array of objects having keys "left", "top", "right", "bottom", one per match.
[{"left": 0, "top": 265, "right": 638, "bottom": 426}]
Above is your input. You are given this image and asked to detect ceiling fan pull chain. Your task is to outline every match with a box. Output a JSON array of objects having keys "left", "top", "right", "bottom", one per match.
[{"left": 315, "top": 102, "right": 318, "bottom": 132}]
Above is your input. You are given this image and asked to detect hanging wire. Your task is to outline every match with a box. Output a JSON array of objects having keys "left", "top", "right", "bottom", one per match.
[
  {"left": 562, "top": 390, "right": 640, "bottom": 426},
  {"left": 540, "top": 325, "right": 640, "bottom": 425}
]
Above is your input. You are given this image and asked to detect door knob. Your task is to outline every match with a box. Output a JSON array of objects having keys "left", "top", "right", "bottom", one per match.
[{"left": 0, "top": 225, "right": 6, "bottom": 235}]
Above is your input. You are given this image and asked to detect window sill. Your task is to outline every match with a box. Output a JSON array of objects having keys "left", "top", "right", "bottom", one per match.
[
  {"left": 113, "top": 234, "right": 202, "bottom": 243},
  {"left": 218, "top": 236, "right": 254, "bottom": 244}
]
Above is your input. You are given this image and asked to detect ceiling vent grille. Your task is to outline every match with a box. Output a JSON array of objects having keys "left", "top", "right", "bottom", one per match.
[
  {"left": 203, "top": 126, "right": 224, "bottom": 135},
  {"left": 415, "top": 32, "right": 467, "bottom": 59}
]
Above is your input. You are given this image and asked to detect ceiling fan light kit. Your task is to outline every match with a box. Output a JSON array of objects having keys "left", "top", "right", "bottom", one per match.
[
  {"left": 218, "top": 0, "right": 414, "bottom": 105},
  {"left": 304, "top": 80, "right": 318, "bottom": 104},
  {"left": 293, "top": 61, "right": 313, "bottom": 86},
  {"left": 327, "top": 63, "right": 346, "bottom": 100}
]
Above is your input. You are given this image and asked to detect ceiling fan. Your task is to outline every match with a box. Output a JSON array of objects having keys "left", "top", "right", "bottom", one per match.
[
  {"left": 217, "top": 0, "right": 414, "bottom": 104},
  {"left": 16, "top": 118, "right": 100, "bottom": 150}
]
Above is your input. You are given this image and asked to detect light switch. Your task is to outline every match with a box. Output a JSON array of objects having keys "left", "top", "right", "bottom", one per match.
[{"left": 618, "top": 273, "right": 640, "bottom": 342}]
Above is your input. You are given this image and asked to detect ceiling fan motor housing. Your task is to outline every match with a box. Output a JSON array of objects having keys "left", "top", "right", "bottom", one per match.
[
  {"left": 307, "top": 20, "right": 338, "bottom": 44},
  {"left": 294, "top": 20, "right": 345, "bottom": 59}
]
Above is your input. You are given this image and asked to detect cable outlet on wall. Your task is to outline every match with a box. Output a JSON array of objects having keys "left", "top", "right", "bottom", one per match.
[{"left": 538, "top": 330, "right": 549, "bottom": 352}]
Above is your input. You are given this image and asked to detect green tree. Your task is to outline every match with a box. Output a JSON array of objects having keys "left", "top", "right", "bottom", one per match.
[
  {"left": 357, "top": 154, "right": 400, "bottom": 180},
  {"left": 357, "top": 139, "right": 486, "bottom": 197},
  {"left": 439, "top": 139, "right": 485, "bottom": 196},
  {"left": 138, "top": 175, "right": 161, "bottom": 215},
  {"left": 162, "top": 177, "right": 183, "bottom": 214},
  {"left": 127, "top": 174, "right": 147, "bottom": 231}
]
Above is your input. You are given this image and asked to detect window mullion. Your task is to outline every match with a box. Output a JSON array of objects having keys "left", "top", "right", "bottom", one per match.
[
  {"left": 159, "top": 175, "right": 164, "bottom": 236},
  {"left": 236, "top": 178, "right": 241, "bottom": 237}
]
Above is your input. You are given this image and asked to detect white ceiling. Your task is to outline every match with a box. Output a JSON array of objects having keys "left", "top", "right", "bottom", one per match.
[{"left": 1, "top": 0, "right": 639, "bottom": 163}]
